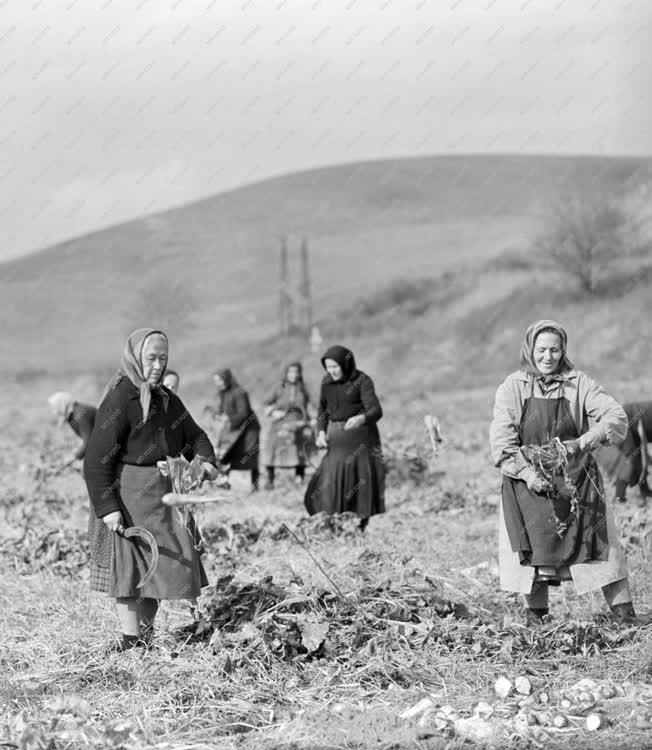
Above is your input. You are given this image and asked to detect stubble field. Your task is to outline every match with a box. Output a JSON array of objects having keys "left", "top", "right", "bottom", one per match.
[{"left": 1, "top": 384, "right": 651, "bottom": 750}]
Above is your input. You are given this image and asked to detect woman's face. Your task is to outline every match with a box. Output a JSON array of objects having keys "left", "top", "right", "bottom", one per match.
[
  {"left": 286, "top": 366, "right": 300, "bottom": 384},
  {"left": 533, "top": 332, "right": 563, "bottom": 375},
  {"left": 141, "top": 335, "right": 168, "bottom": 384},
  {"left": 163, "top": 373, "right": 179, "bottom": 393},
  {"left": 324, "top": 358, "right": 343, "bottom": 381},
  {"left": 213, "top": 374, "right": 226, "bottom": 391}
]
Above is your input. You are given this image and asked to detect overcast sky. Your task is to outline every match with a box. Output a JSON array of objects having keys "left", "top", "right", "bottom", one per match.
[{"left": 0, "top": 0, "right": 650, "bottom": 261}]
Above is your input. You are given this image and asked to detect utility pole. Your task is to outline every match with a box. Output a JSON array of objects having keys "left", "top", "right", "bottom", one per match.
[
  {"left": 298, "top": 237, "right": 312, "bottom": 335},
  {"left": 278, "top": 237, "right": 293, "bottom": 336}
]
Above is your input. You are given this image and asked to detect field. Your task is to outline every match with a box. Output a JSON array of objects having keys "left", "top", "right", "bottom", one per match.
[
  {"left": 1, "top": 154, "right": 652, "bottom": 748},
  {"left": 1, "top": 383, "right": 651, "bottom": 750}
]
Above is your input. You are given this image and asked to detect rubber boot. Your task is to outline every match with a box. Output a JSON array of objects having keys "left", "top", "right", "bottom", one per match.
[
  {"left": 107, "top": 633, "right": 141, "bottom": 653},
  {"left": 610, "top": 602, "right": 637, "bottom": 625},
  {"left": 525, "top": 608, "right": 549, "bottom": 626}
]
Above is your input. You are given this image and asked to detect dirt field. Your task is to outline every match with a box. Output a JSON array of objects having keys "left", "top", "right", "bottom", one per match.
[{"left": 1, "top": 384, "right": 650, "bottom": 750}]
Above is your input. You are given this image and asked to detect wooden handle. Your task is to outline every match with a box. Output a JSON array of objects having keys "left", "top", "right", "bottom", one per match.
[{"left": 162, "top": 492, "right": 232, "bottom": 506}]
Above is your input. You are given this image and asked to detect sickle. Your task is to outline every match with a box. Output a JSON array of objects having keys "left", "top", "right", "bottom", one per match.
[{"left": 116, "top": 525, "right": 159, "bottom": 589}]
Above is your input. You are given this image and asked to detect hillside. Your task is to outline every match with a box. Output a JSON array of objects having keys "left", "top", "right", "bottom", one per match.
[{"left": 1, "top": 154, "right": 647, "bottom": 385}]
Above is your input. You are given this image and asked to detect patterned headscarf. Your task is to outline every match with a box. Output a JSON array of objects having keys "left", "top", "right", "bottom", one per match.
[
  {"left": 48, "top": 391, "right": 75, "bottom": 422},
  {"left": 100, "top": 328, "right": 169, "bottom": 421},
  {"left": 519, "top": 319, "right": 574, "bottom": 382}
]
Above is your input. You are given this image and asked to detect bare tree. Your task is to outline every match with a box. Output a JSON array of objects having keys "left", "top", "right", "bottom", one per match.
[{"left": 534, "top": 191, "right": 636, "bottom": 294}]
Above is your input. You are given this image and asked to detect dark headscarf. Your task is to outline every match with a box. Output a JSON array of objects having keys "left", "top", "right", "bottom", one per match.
[
  {"left": 100, "top": 328, "right": 169, "bottom": 421},
  {"left": 213, "top": 368, "right": 241, "bottom": 414},
  {"left": 321, "top": 345, "right": 358, "bottom": 382},
  {"left": 519, "top": 319, "right": 574, "bottom": 383},
  {"left": 214, "top": 368, "right": 237, "bottom": 391}
]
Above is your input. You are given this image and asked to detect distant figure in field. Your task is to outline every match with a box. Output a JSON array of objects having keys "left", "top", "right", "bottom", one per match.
[
  {"left": 162, "top": 370, "right": 180, "bottom": 394},
  {"left": 490, "top": 319, "right": 636, "bottom": 625},
  {"left": 47, "top": 391, "right": 97, "bottom": 466},
  {"left": 595, "top": 401, "right": 652, "bottom": 507},
  {"left": 210, "top": 368, "right": 261, "bottom": 493},
  {"left": 304, "top": 345, "right": 385, "bottom": 532},
  {"left": 84, "top": 328, "right": 218, "bottom": 652},
  {"left": 260, "top": 362, "right": 313, "bottom": 490}
]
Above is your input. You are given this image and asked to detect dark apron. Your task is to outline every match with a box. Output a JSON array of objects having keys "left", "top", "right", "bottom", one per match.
[{"left": 501, "top": 382, "right": 609, "bottom": 570}]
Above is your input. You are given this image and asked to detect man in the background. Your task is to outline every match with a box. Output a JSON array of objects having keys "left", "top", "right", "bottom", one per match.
[
  {"left": 596, "top": 401, "right": 652, "bottom": 507},
  {"left": 163, "top": 370, "right": 180, "bottom": 394}
]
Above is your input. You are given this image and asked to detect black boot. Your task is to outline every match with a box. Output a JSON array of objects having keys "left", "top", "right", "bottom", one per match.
[
  {"left": 108, "top": 633, "right": 142, "bottom": 653},
  {"left": 525, "top": 608, "right": 549, "bottom": 626},
  {"left": 610, "top": 602, "right": 637, "bottom": 625}
]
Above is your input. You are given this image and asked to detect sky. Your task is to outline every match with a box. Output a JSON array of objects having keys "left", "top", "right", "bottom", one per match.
[{"left": 0, "top": 0, "right": 650, "bottom": 261}]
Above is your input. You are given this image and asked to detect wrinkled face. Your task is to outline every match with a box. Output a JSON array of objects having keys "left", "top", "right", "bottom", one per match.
[
  {"left": 213, "top": 374, "right": 226, "bottom": 391},
  {"left": 141, "top": 334, "right": 168, "bottom": 384},
  {"left": 163, "top": 373, "right": 179, "bottom": 393},
  {"left": 324, "top": 358, "right": 343, "bottom": 381},
  {"left": 286, "top": 365, "right": 300, "bottom": 384},
  {"left": 533, "top": 332, "right": 563, "bottom": 375}
]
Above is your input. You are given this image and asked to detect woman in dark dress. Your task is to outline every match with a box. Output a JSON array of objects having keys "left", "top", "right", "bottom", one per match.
[
  {"left": 48, "top": 391, "right": 97, "bottom": 465},
  {"left": 260, "top": 362, "right": 313, "bottom": 489},
  {"left": 490, "top": 320, "right": 636, "bottom": 625},
  {"left": 595, "top": 401, "right": 652, "bottom": 507},
  {"left": 304, "top": 345, "right": 385, "bottom": 531},
  {"left": 211, "top": 368, "right": 261, "bottom": 493},
  {"left": 84, "top": 328, "right": 218, "bottom": 651}
]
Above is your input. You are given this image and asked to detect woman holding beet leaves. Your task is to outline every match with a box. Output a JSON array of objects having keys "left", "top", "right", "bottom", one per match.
[
  {"left": 84, "top": 328, "right": 218, "bottom": 652},
  {"left": 304, "top": 345, "right": 385, "bottom": 532},
  {"left": 489, "top": 320, "right": 636, "bottom": 625}
]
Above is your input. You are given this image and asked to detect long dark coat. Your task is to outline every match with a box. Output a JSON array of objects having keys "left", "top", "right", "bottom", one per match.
[{"left": 213, "top": 369, "right": 260, "bottom": 472}]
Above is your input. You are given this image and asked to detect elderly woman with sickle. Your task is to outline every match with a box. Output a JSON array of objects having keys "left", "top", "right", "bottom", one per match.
[
  {"left": 490, "top": 320, "right": 636, "bottom": 625},
  {"left": 84, "top": 328, "right": 218, "bottom": 651}
]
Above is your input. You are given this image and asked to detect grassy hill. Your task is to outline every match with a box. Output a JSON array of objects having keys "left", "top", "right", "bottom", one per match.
[{"left": 1, "top": 153, "right": 650, "bottom": 423}]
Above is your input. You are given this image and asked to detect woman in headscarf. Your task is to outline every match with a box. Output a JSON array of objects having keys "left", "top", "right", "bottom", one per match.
[
  {"left": 47, "top": 391, "right": 97, "bottom": 466},
  {"left": 84, "top": 329, "right": 218, "bottom": 651},
  {"left": 490, "top": 320, "right": 636, "bottom": 625},
  {"left": 211, "top": 368, "right": 261, "bottom": 493},
  {"left": 304, "top": 345, "right": 385, "bottom": 531},
  {"left": 260, "top": 362, "right": 313, "bottom": 490}
]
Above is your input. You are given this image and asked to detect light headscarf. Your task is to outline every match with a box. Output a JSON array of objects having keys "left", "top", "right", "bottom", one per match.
[
  {"left": 48, "top": 392, "right": 75, "bottom": 422},
  {"left": 101, "top": 328, "right": 169, "bottom": 421},
  {"left": 519, "top": 319, "right": 574, "bottom": 382}
]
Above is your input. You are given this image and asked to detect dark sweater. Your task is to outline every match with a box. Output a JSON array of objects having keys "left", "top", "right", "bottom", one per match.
[
  {"left": 67, "top": 402, "right": 97, "bottom": 460},
  {"left": 624, "top": 402, "right": 652, "bottom": 440},
  {"left": 316, "top": 370, "right": 383, "bottom": 433},
  {"left": 84, "top": 378, "right": 216, "bottom": 518}
]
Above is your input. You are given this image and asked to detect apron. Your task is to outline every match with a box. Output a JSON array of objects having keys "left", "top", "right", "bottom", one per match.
[
  {"left": 109, "top": 464, "right": 208, "bottom": 600},
  {"left": 499, "top": 382, "right": 628, "bottom": 595}
]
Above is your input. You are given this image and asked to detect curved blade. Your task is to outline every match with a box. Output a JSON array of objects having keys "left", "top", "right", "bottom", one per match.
[{"left": 122, "top": 526, "right": 159, "bottom": 589}]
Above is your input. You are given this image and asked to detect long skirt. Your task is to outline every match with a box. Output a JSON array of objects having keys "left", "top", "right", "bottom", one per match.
[
  {"left": 304, "top": 421, "right": 385, "bottom": 518},
  {"left": 259, "top": 415, "right": 311, "bottom": 468},
  {"left": 91, "top": 464, "right": 208, "bottom": 600},
  {"left": 220, "top": 424, "right": 260, "bottom": 472}
]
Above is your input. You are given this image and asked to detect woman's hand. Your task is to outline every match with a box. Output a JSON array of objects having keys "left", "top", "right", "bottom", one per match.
[
  {"left": 526, "top": 472, "right": 550, "bottom": 494},
  {"left": 316, "top": 430, "right": 328, "bottom": 449},
  {"left": 201, "top": 462, "right": 220, "bottom": 482},
  {"left": 102, "top": 511, "right": 124, "bottom": 532},
  {"left": 563, "top": 439, "right": 582, "bottom": 457},
  {"left": 271, "top": 409, "right": 286, "bottom": 421},
  {"left": 344, "top": 414, "right": 366, "bottom": 430}
]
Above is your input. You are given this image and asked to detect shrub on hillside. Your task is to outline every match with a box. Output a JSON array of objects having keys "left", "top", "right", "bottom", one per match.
[{"left": 533, "top": 189, "right": 647, "bottom": 296}]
